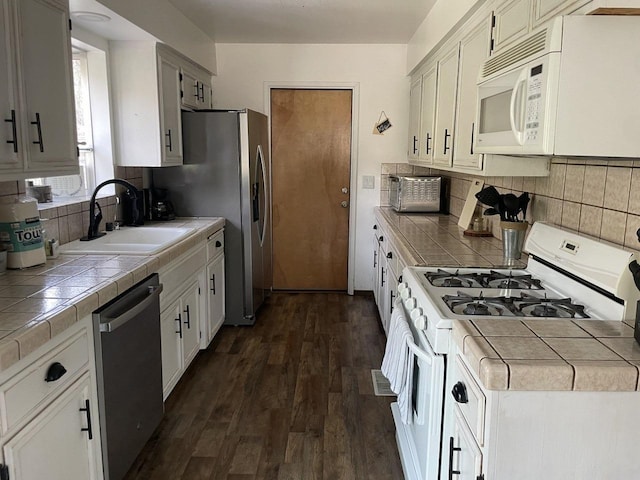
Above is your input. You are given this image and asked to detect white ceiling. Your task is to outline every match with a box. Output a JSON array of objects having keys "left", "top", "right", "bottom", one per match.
[{"left": 166, "top": 0, "right": 438, "bottom": 44}]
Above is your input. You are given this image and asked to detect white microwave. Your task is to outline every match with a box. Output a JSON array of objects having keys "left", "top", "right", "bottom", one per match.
[{"left": 475, "top": 15, "right": 640, "bottom": 158}]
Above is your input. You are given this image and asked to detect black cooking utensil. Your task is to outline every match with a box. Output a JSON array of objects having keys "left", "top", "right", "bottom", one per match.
[
  {"left": 494, "top": 196, "right": 507, "bottom": 222},
  {"left": 475, "top": 186, "right": 501, "bottom": 207},
  {"left": 503, "top": 194, "right": 520, "bottom": 222},
  {"left": 518, "top": 192, "right": 530, "bottom": 221},
  {"left": 483, "top": 207, "right": 499, "bottom": 216}
]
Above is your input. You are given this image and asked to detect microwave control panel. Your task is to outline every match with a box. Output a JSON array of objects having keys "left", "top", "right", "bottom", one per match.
[{"left": 525, "top": 64, "right": 544, "bottom": 143}]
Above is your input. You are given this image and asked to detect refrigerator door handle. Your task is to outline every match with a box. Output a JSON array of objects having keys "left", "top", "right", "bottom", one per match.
[
  {"left": 257, "top": 144, "right": 268, "bottom": 246},
  {"left": 252, "top": 182, "right": 260, "bottom": 222}
]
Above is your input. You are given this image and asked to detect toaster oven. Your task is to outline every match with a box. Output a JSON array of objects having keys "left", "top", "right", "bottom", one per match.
[{"left": 389, "top": 176, "right": 442, "bottom": 213}]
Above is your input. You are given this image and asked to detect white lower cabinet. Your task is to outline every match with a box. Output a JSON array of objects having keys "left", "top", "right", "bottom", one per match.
[
  {"left": 448, "top": 407, "right": 483, "bottom": 480},
  {"left": 3, "top": 374, "right": 99, "bottom": 480},
  {"left": 201, "top": 229, "right": 225, "bottom": 348},
  {"left": 0, "top": 317, "right": 103, "bottom": 479}
]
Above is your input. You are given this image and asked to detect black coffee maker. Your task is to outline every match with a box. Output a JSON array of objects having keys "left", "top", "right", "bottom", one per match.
[{"left": 147, "top": 188, "right": 176, "bottom": 221}]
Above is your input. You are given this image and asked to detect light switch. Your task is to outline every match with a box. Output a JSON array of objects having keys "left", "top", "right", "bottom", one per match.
[{"left": 363, "top": 175, "right": 375, "bottom": 189}]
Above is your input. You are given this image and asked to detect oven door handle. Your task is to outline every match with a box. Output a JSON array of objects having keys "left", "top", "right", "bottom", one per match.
[{"left": 407, "top": 338, "right": 435, "bottom": 365}]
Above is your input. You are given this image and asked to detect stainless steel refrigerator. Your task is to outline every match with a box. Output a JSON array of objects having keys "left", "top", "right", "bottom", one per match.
[{"left": 152, "top": 109, "right": 272, "bottom": 326}]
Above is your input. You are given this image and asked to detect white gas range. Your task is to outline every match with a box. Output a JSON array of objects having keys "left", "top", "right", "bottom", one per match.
[{"left": 389, "top": 222, "right": 640, "bottom": 480}]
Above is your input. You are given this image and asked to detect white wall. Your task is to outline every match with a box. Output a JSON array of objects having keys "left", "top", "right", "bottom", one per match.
[
  {"left": 406, "top": 0, "right": 484, "bottom": 74},
  {"left": 213, "top": 43, "right": 409, "bottom": 291}
]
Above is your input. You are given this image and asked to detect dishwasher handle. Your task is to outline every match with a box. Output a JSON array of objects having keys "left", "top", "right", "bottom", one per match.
[{"left": 99, "top": 284, "right": 163, "bottom": 333}]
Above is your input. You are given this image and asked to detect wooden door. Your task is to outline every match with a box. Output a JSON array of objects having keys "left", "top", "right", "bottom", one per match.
[{"left": 271, "top": 89, "right": 352, "bottom": 290}]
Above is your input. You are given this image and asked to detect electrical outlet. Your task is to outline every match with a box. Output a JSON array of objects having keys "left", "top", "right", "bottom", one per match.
[{"left": 363, "top": 175, "right": 375, "bottom": 189}]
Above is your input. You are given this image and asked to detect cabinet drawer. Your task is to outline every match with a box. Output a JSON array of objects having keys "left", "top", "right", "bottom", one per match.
[
  {"left": 0, "top": 330, "right": 90, "bottom": 433},
  {"left": 206, "top": 229, "right": 224, "bottom": 261},
  {"left": 453, "top": 354, "right": 486, "bottom": 445}
]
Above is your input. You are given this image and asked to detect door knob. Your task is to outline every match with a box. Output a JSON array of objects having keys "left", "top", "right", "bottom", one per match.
[
  {"left": 341, "top": 187, "right": 349, "bottom": 194},
  {"left": 341, "top": 201, "right": 348, "bottom": 208}
]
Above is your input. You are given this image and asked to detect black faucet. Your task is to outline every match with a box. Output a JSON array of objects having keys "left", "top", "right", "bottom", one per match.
[{"left": 81, "top": 179, "right": 141, "bottom": 241}]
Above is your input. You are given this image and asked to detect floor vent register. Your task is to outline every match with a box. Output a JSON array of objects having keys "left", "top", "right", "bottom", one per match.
[{"left": 371, "top": 369, "right": 395, "bottom": 396}]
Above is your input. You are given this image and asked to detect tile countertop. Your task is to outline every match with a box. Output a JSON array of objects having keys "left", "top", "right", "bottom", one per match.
[
  {"left": 0, "top": 217, "right": 224, "bottom": 374},
  {"left": 374, "top": 207, "right": 526, "bottom": 268},
  {"left": 375, "top": 207, "right": 640, "bottom": 393}
]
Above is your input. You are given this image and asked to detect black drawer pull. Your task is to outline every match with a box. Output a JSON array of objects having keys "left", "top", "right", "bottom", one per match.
[
  {"left": 165, "top": 129, "right": 173, "bottom": 151},
  {"left": 175, "top": 313, "right": 182, "bottom": 338},
  {"left": 210, "top": 274, "right": 216, "bottom": 294},
  {"left": 184, "top": 305, "right": 191, "bottom": 328},
  {"left": 452, "top": 381, "right": 468, "bottom": 404},
  {"left": 45, "top": 362, "right": 67, "bottom": 382},
  {"left": 31, "top": 112, "right": 44, "bottom": 152},
  {"left": 215, "top": 240, "right": 222, "bottom": 248},
  {"left": 448, "top": 437, "right": 462, "bottom": 479}
]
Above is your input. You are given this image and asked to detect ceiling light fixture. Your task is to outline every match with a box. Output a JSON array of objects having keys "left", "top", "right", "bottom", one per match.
[{"left": 71, "top": 11, "right": 111, "bottom": 22}]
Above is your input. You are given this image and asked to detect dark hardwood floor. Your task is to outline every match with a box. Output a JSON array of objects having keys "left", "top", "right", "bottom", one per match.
[{"left": 123, "top": 292, "right": 403, "bottom": 480}]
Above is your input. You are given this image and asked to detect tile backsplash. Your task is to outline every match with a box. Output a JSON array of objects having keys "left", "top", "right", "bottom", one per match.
[
  {"left": 381, "top": 159, "right": 640, "bottom": 254},
  {"left": 0, "top": 166, "right": 143, "bottom": 246}
]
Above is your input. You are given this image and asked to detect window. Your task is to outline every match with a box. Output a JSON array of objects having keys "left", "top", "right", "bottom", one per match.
[{"left": 27, "top": 42, "right": 115, "bottom": 200}]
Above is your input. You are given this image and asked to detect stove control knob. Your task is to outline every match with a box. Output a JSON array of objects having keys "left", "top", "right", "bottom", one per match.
[
  {"left": 403, "top": 297, "right": 416, "bottom": 310},
  {"left": 410, "top": 308, "right": 423, "bottom": 321},
  {"left": 400, "top": 287, "right": 411, "bottom": 300},
  {"left": 415, "top": 315, "right": 427, "bottom": 330}
]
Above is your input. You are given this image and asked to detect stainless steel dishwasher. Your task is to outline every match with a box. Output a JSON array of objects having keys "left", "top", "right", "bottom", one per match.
[{"left": 93, "top": 273, "right": 164, "bottom": 480}]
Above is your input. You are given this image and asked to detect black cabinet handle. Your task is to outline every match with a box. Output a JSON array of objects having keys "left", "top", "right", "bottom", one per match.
[
  {"left": 215, "top": 240, "right": 222, "bottom": 248},
  {"left": 426, "top": 133, "right": 431, "bottom": 154},
  {"left": 210, "top": 274, "right": 216, "bottom": 294},
  {"left": 386, "top": 252, "right": 392, "bottom": 259},
  {"left": 165, "top": 129, "right": 173, "bottom": 151},
  {"left": 373, "top": 250, "right": 377, "bottom": 268},
  {"left": 31, "top": 112, "right": 44, "bottom": 152},
  {"left": 412, "top": 135, "right": 418, "bottom": 155},
  {"left": 448, "top": 437, "right": 461, "bottom": 480},
  {"left": 378, "top": 235, "right": 383, "bottom": 242},
  {"left": 45, "top": 362, "right": 67, "bottom": 382},
  {"left": 452, "top": 381, "right": 469, "bottom": 403},
  {"left": 199, "top": 83, "right": 205, "bottom": 101},
  {"left": 470, "top": 122, "right": 475, "bottom": 155},
  {"left": 79, "top": 399, "right": 93, "bottom": 440},
  {"left": 5, "top": 110, "right": 17, "bottom": 153},
  {"left": 443, "top": 128, "right": 451, "bottom": 154},
  {"left": 175, "top": 313, "right": 182, "bottom": 338},
  {"left": 390, "top": 291, "right": 395, "bottom": 314},
  {"left": 194, "top": 82, "right": 200, "bottom": 99},
  {"left": 183, "top": 305, "right": 191, "bottom": 328},
  {"left": 381, "top": 267, "right": 386, "bottom": 287},
  {"left": 373, "top": 224, "right": 377, "bottom": 230}
]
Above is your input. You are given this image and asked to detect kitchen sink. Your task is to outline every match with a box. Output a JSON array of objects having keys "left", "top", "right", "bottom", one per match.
[{"left": 60, "top": 226, "right": 197, "bottom": 255}]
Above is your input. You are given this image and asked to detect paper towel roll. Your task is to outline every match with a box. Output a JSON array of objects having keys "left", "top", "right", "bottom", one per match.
[{"left": 0, "top": 198, "right": 46, "bottom": 269}]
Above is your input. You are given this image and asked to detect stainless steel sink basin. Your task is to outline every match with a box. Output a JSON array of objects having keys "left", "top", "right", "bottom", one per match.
[{"left": 60, "top": 226, "right": 197, "bottom": 255}]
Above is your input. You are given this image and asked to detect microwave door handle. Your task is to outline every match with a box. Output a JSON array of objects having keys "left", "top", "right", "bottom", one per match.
[{"left": 510, "top": 71, "right": 528, "bottom": 145}]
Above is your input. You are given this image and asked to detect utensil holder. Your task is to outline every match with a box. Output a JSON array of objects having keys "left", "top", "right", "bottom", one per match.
[{"left": 501, "top": 221, "right": 528, "bottom": 260}]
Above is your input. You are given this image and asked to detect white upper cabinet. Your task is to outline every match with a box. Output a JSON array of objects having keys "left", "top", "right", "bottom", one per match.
[
  {"left": 492, "top": 0, "right": 532, "bottom": 52},
  {"left": 418, "top": 64, "right": 437, "bottom": 164},
  {"left": 432, "top": 44, "right": 459, "bottom": 168},
  {"left": 453, "top": 19, "right": 492, "bottom": 171},
  {"left": 408, "top": 77, "right": 422, "bottom": 160},
  {"left": 158, "top": 52, "right": 183, "bottom": 166},
  {"left": 110, "top": 43, "right": 183, "bottom": 167},
  {"left": 0, "top": 0, "right": 78, "bottom": 180},
  {"left": 181, "top": 64, "right": 213, "bottom": 110},
  {"left": 532, "top": 0, "right": 590, "bottom": 27}
]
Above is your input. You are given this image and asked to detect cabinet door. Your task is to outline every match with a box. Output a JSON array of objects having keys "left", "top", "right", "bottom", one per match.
[
  {"left": 407, "top": 76, "right": 422, "bottom": 160},
  {"left": 17, "top": 0, "right": 77, "bottom": 172},
  {"left": 418, "top": 64, "right": 437, "bottom": 164},
  {"left": 453, "top": 18, "right": 492, "bottom": 170},
  {"left": 493, "top": 0, "right": 532, "bottom": 52},
  {"left": 206, "top": 255, "right": 225, "bottom": 345},
  {"left": 449, "top": 407, "right": 483, "bottom": 480},
  {"left": 3, "top": 374, "right": 100, "bottom": 480},
  {"left": 433, "top": 44, "right": 459, "bottom": 167},
  {"left": 0, "top": 3, "right": 21, "bottom": 173},
  {"left": 181, "top": 68, "right": 199, "bottom": 109},
  {"left": 532, "top": 0, "right": 589, "bottom": 27},
  {"left": 158, "top": 53, "right": 183, "bottom": 166},
  {"left": 160, "top": 298, "right": 182, "bottom": 398},
  {"left": 181, "top": 280, "right": 200, "bottom": 369},
  {"left": 199, "top": 76, "right": 213, "bottom": 109}
]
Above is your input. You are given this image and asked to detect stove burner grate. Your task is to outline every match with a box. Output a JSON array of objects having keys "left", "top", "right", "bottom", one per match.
[
  {"left": 514, "top": 293, "right": 589, "bottom": 319},
  {"left": 443, "top": 291, "right": 517, "bottom": 317},
  {"left": 425, "top": 269, "right": 543, "bottom": 290}
]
